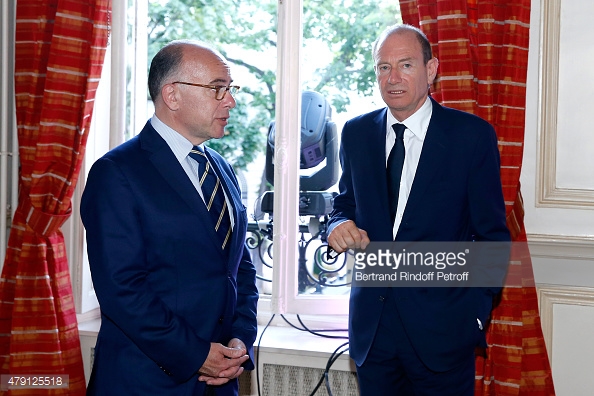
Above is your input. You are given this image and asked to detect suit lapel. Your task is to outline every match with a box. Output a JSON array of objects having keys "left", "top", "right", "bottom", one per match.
[
  {"left": 360, "top": 109, "right": 389, "bottom": 189},
  {"left": 139, "top": 124, "right": 230, "bottom": 257},
  {"left": 139, "top": 123, "right": 205, "bottom": 217},
  {"left": 403, "top": 98, "right": 449, "bottom": 217},
  {"left": 371, "top": 109, "right": 389, "bottom": 172},
  {"left": 367, "top": 109, "right": 394, "bottom": 230}
]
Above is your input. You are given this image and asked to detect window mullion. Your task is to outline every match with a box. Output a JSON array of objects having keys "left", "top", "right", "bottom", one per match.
[{"left": 270, "top": 0, "right": 302, "bottom": 314}]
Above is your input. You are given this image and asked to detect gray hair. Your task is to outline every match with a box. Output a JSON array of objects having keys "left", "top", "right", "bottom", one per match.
[
  {"left": 372, "top": 24, "right": 433, "bottom": 64},
  {"left": 148, "top": 39, "right": 216, "bottom": 102}
]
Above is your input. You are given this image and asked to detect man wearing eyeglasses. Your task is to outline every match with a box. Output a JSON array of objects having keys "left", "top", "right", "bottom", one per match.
[{"left": 81, "top": 40, "right": 258, "bottom": 396}]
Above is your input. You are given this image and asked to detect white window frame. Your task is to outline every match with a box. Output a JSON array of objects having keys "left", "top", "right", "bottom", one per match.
[{"left": 271, "top": 0, "right": 348, "bottom": 317}]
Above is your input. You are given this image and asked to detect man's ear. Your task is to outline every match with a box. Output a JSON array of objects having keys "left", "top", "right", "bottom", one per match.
[
  {"left": 161, "top": 83, "right": 179, "bottom": 111},
  {"left": 427, "top": 57, "right": 439, "bottom": 84}
]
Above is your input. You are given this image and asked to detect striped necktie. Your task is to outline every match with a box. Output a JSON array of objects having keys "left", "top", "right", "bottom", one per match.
[{"left": 189, "top": 146, "right": 232, "bottom": 251}]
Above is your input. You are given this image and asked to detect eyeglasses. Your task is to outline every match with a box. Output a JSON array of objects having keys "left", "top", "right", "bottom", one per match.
[{"left": 172, "top": 81, "right": 240, "bottom": 100}]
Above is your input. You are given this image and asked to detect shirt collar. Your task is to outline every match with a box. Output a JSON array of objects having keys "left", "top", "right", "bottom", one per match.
[
  {"left": 150, "top": 114, "right": 203, "bottom": 163},
  {"left": 386, "top": 96, "right": 433, "bottom": 141}
]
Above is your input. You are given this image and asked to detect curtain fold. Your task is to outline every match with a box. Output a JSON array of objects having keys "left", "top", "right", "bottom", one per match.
[
  {"left": 0, "top": 1, "right": 111, "bottom": 394},
  {"left": 399, "top": 0, "right": 555, "bottom": 394}
]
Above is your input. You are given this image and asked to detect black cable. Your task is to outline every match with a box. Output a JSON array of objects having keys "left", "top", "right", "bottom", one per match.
[
  {"left": 324, "top": 343, "right": 349, "bottom": 396},
  {"left": 324, "top": 371, "right": 331, "bottom": 395},
  {"left": 308, "top": 341, "right": 349, "bottom": 396},
  {"left": 280, "top": 314, "right": 348, "bottom": 395},
  {"left": 256, "top": 314, "right": 349, "bottom": 396},
  {"left": 296, "top": 314, "right": 348, "bottom": 339},
  {"left": 256, "top": 314, "right": 275, "bottom": 396},
  {"left": 280, "top": 314, "right": 348, "bottom": 335},
  {"left": 279, "top": 314, "right": 305, "bottom": 331}
]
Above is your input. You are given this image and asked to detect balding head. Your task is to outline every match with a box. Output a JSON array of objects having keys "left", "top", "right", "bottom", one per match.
[
  {"left": 148, "top": 40, "right": 225, "bottom": 103},
  {"left": 372, "top": 24, "right": 433, "bottom": 65}
]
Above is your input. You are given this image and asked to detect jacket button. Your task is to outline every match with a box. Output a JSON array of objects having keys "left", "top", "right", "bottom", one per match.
[
  {"left": 379, "top": 296, "right": 385, "bottom": 302},
  {"left": 218, "top": 316, "right": 224, "bottom": 324}
]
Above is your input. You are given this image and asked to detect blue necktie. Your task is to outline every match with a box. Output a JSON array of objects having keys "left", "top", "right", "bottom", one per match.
[
  {"left": 189, "top": 146, "right": 232, "bottom": 251},
  {"left": 387, "top": 123, "right": 406, "bottom": 225}
]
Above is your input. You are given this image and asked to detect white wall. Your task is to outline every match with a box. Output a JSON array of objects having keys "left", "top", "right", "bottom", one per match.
[{"left": 523, "top": 1, "right": 594, "bottom": 394}]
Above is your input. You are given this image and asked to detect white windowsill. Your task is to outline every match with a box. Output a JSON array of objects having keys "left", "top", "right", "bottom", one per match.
[
  {"left": 254, "top": 323, "right": 354, "bottom": 372},
  {"left": 77, "top": 317, "right": 355, "bottom": 373}
]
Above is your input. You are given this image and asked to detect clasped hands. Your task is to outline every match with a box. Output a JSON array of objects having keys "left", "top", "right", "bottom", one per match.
[{"left": 198, "top": 338, "right": 249, "bottom": 386}]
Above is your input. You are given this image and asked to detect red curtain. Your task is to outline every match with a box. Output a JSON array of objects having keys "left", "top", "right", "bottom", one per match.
[
  {"left": 0, "top": 1, "right": 110, "bottom": 394},
  {"left": 399, "top": 1, "right": 555, "bottom": 394}
]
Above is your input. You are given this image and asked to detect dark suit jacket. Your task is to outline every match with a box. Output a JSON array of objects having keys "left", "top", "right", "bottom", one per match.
[
  {"left": 328, "top": 98, "right": 510, "bottom": 372},
  {"left": 81, "top": 121, "right": 258, "bottom": 395}
]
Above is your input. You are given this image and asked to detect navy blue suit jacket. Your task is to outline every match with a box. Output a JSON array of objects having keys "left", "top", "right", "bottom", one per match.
[
  {"left": 328, "top": 98, "right": 510, "bottom": 372},
  {"left": 81, "top": 121, "right": 258, "bottom": 395}
]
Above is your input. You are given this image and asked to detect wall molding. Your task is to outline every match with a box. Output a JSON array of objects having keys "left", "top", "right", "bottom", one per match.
[
  {"left": 536, "top": 0, "right": 594, "bottom": 209},
  {"left": 531, "top": 235, "right": 594, "bottom": 362},
  {"left": 528, "top": 233, "right": 594, "bottom": 260},
  {"left": 538, "top": 285, "right": 594, "bottom": 363}
]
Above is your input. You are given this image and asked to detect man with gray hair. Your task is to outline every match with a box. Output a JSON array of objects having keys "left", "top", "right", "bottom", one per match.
[{"left": 82, "top": 40, "right": 258, "bottom": 396}]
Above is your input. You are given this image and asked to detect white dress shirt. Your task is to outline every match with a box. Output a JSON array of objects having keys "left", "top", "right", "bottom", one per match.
[{"left": 385, "top": 97, "right": 432, "bottom": 238}]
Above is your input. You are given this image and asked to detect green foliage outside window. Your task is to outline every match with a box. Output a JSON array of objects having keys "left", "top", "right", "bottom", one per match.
[{"left": 147, "top": 0, "right": 400, "bottom": 170}]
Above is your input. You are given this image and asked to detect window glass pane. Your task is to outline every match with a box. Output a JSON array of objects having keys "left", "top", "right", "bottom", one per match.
[{"left": 296, "top": 0, "right": 401, "bottom": 296}]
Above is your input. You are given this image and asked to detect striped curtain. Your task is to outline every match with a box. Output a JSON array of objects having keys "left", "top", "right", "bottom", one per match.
[
  {"left": 398, "top": 1, "right": 555, "bottom": 394},
  {"left": 0, "top": 1, "right": 110, "bottom": 394}
]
